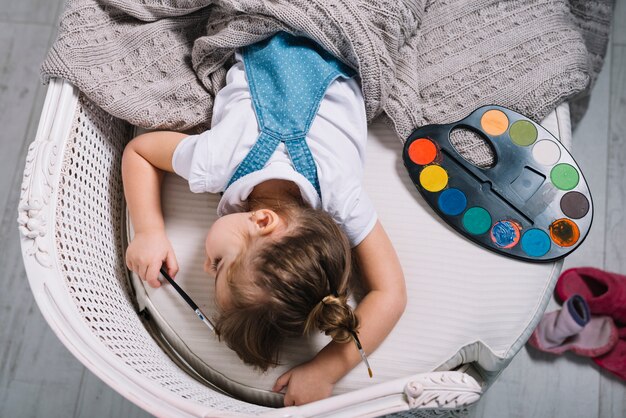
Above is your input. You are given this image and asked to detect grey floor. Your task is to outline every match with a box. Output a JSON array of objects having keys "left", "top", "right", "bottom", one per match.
[{"left": 1, "top": 1, "right": 625, "bottom": 417}]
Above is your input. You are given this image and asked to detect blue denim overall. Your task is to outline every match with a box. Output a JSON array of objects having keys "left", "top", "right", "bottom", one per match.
[{"left": 225, "top": 32, "right": 356, "bottom": 197}]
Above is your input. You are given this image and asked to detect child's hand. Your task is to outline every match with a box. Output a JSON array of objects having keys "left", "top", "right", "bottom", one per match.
[
  {"left": 273, "top": 360, "right": 335, "bottom": 406},
  {"left": 126, "top": 231, "right": 179, "bottom": 288}
]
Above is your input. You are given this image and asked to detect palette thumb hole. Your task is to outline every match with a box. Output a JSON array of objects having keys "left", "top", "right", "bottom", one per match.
[{"left": 402, "top": 105, "right": 593, "bottom": 262}]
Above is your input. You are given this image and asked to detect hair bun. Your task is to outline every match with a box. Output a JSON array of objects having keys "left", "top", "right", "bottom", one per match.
[
  {"left": 321, "top": 294, "right": 336, "bottom": 305},
  {"left": 304, "top": 293, "right": 359, "bottom": 344}
]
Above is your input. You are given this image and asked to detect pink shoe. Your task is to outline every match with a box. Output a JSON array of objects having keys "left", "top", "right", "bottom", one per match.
[
  {"left": 555, "top": 267, "right": 626, "bottom": 324},
  {"left": 593, "top": 339, "right": 626, "bottom": 381},
  {"left": 528, "top": 295, "right": 618, "bottom": 357}
]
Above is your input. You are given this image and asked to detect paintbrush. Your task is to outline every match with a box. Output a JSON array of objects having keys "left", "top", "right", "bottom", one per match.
[
  {"left": 351, "top": 331, "right": 373, "bottom": 378},
  {"left": 159, "top": 267, "right": 216, "bottom": 333}
]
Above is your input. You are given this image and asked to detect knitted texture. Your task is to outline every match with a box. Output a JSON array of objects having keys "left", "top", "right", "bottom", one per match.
[{"left": 41, "top": 0, "right": 613, "bottom": 145}]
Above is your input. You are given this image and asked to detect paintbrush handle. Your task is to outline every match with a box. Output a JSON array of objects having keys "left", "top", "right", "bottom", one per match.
[
  {"left": 159, "top": 267, "right": 215, "bottom": 333},
  {"left": 159, "top": 267, "right": 198, "bottom": 310}
]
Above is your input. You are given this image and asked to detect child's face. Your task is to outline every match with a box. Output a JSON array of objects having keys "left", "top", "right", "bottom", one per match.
[
  {"left": 203, "top": 212, "right": 251, "bottom": 310},
  {"left": 203, "top": 209, "right": 285, "bottom": 311}
]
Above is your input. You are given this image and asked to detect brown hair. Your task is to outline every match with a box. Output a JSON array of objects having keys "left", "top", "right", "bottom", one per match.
[{"left": 214, "top": 204, "right": 359, "bottom": 370}]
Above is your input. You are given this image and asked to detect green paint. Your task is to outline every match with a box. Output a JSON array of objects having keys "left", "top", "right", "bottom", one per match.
[
  {"left": 551, "top": 163, "right": 579, "bottom": 191},
  {"left": 509, "top": 120, "right": 537, "bottom": 146},
  {"left": 462, "top": 207, "right": 492, "bottom": 235}
]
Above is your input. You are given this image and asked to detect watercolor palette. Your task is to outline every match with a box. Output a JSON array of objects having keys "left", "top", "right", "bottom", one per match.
[{"left": 402, "top": 105, "right": 593, "bottom": 262}]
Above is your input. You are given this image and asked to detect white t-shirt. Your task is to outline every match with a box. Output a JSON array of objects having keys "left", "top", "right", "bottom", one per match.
[{"left": 172, "top": 52, "right": 377, "bottom": 246}]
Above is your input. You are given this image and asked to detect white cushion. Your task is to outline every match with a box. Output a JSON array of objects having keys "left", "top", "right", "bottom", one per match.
[{"left": 129, "top": 104, "right": 571, "bottom": 406}]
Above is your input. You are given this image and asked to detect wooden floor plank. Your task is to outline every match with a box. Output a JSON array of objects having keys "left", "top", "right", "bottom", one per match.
[
  {"left": 471, "top": 349, "right": 601, "bottom": 418},
  {"left": 0, "top": 0, "right": 64, "bottom": 25},
  {"left": 74, "top": 372, "right": 152, "bottom": 418},
  {"left": 1, "top": 380, "right": 79, "bottom": 418},
  {"left": 613, "top": 0, "right": 626, "bottom": 46},
  {"left": 0, "top": 22, "right": 55, "bottom": 218},
  {"left": 605, "top": 17, "right": 626, "bottom": 276}
]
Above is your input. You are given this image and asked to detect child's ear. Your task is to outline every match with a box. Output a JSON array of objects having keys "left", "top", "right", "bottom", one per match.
[{"left": 250, "top": 209, "right": 282, "bottom": 235}]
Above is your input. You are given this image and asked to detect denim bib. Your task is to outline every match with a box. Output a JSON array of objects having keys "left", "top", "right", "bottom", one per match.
[{"left": 225, "top": 32, "right": 356, "bottom": 197}]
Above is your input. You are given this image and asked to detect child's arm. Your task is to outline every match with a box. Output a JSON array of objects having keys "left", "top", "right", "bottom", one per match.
[
  {"left": 273, "top": 220, "right": 407, "bottom": 406},
  {"left": 122, "top": 130, "right": 187, "bottom": 287}
]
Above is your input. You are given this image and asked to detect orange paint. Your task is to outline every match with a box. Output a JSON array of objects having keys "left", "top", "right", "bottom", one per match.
[
  {"left": 549, "top": 218, "right": 580, "bottom": 247},
  {"left": 480, "top": 109, "right": 509, "bottom": 136},
  {"left": 408, "top": 138, "right": 438, "bottom": 165}
]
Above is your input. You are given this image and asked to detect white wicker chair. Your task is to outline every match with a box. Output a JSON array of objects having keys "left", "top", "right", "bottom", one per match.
[{"left": 19, "top": 78, "right": 569, "bottom": 417}]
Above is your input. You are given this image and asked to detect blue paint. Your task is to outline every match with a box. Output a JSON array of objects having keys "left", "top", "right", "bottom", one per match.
[
  {"left": 490, "top": 221, "right": 520, "bottom": 248},
  {"left": 438, "top": 188, "right": 467, "bottom": 216},
  {"left": 521, "top": 229, "right": 551, "bottom": 257}
]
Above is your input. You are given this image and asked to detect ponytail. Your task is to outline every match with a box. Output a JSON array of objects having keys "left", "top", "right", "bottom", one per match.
[
  {"left": 304, "top": 293, "right": 359, "bottom": 344},
  {"left": 304, "top": 292, "right": 372, "bottom": 377}
]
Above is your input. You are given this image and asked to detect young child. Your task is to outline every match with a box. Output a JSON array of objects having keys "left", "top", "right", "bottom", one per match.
[{"left": 122, "top": 32, "right": 406, "bottom": 406}]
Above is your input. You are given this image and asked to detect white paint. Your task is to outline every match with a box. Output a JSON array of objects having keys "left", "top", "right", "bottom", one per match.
[{"left": 532, "top": 140, "right": 561, "bottom": 165}]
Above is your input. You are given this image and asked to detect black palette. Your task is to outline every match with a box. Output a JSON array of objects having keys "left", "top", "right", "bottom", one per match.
[{"left": 402, "top": 105, "right": 593, "bottom": 262}]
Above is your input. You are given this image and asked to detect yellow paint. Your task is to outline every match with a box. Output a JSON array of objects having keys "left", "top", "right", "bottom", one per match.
[{"left": 420, "top": 165, "right": 448, "bottom": 192}]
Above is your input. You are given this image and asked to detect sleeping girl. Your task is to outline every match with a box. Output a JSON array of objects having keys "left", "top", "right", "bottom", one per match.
[{"left": 122, "top": 31, "right": 406, "bottom": 406}]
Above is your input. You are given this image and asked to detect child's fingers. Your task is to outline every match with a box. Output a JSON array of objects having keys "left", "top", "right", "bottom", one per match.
[
  {"left": 273, "top": 371, "right": 291, "bottom": 393},
  {"left": 127, "top": 258, "right": 141, "bottom": 279},
  {"left": 145, "top": 262, "right": 162, "bottom": 288},
  {"left": 283, "top": 394, "right": 293, "bottom": 407},
  {"left": 125, "top": 248, "right": 135, "bottom": 272},
  {"left": 165, "top": 250, "right": 179, "bottom": 278}
]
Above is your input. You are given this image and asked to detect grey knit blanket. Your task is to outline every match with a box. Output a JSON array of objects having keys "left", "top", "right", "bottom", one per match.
[{"left": 42, "top": 0, "right": 613, "bottom": 161}]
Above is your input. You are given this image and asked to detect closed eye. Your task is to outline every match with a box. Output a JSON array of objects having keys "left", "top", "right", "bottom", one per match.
[{"left": 211, "top": 257, "right": 222, "bottom": 272}]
